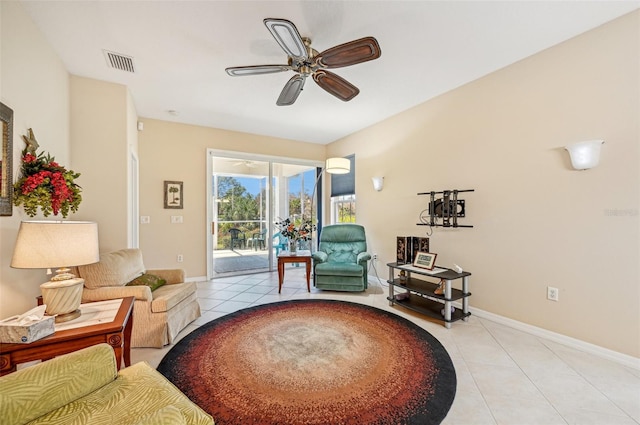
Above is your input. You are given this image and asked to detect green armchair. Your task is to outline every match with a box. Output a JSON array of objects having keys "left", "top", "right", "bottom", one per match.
[{"left": 312, "top": 224, "right": 371, "bottom": 292}]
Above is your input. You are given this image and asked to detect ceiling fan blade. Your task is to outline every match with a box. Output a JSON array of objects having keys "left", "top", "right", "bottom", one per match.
[
  {"left": 314, "top": 36, "right": 381, "bottom": 69},
  {"left": 312, "top": 70, "right": 359, "bottom": 102},
  {"left": 225, "top": 65, "right": 292, "bottom": 77},
  {"left": 277, "top": 74, "right": 307, "bottom": 106},
  {"left": 264, "top": 18, "right": 308, "bottom": 60}
]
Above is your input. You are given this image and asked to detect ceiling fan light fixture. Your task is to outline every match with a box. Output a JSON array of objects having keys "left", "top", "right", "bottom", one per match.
[
  {"left": 264, "top": 18, "right": 307, "bottom": 59},
  {"left": 228, "top": 18, "right": 381, "bottom": 106}
]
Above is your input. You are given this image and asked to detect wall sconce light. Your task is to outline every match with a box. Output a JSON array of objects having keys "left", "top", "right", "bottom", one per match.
[
  {"left": 565, "top": 140, "right": 604, "bottom": 170},
  {"left": 372, "top": 176, "right": 384, "bottom": 191}
]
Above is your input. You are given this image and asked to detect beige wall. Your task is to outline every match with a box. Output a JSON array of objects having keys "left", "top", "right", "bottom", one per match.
[
  {"left": 137, "top": 119, "right": 325, "bottom": 276},
  {"left": 0, "top": 2, "right": 71, "bottom": 318},
  {"left": 0, "top": 1, "right": 637, "bottom": 359},
  {"left": 70, "top": 76, "right": 136, "bottom": 252},
  {"left": 329, "top": 12, "right": 639, "bottom": 357}
]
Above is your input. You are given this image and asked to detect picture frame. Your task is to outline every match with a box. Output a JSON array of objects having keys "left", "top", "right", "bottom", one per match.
[
  {"left": 164, "top": 180, "right": 183, "bottom": 209},
  {"left": 413, "top": 251, "right": 437, "bottom": 270},
  {"left": 0, "top": 102, "right": 13, "bottom": 216}
]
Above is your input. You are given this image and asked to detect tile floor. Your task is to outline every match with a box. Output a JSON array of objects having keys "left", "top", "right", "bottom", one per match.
[{"left": 132, "top": 267, "right": 640, "bottom": 425}]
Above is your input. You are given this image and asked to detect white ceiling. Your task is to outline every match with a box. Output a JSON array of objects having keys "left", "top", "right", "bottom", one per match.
[{"left": 20, "top": 1, "right": 639, "bottom": 145}]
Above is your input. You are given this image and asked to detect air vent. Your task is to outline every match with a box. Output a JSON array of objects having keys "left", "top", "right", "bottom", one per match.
[{"left": 103, "top": 50, "right": 136, "bottom": 73}]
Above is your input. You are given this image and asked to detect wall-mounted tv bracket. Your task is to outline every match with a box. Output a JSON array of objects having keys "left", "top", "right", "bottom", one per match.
[{"left": 417, "top": 189, "right": 474, "bottom": 228}]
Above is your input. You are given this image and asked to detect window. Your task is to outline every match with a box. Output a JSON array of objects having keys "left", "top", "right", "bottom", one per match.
[
  {"left": 332, "top": 194, "right": 356, "bottom": 223},
  {"left": 330, "top": 154, "right": 356, "bottom": 223}
]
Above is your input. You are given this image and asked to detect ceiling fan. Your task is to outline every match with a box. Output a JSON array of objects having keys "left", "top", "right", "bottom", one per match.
[{"left": 225, "top": 18, "right": 381, "bottom": 106}]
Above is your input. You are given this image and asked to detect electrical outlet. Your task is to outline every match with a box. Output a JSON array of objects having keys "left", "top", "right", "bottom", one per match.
[
  {"left": 177, "top": 254, "right": 183, "bottom": 263},
  {"left": 372, "top": 253, "right": 378, "bottom": 261},
  {"left": 547, "top": 286, "right": 559, "bottom": 301}
]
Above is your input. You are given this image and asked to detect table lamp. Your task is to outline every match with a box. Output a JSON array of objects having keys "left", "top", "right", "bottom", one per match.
[{"left": 11, "top": 221, "right": 100, "bottom": 323}]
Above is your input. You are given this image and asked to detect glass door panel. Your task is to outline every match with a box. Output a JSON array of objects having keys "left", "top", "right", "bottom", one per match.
[
  {"left": 208, "top": 153, "right": 320, "bottom": 278},
  {"left": 211, "top": 157, "right": 270, "bottom": 277}
]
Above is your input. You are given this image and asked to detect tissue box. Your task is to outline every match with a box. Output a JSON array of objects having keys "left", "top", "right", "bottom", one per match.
[{"left": 0, "top": 316, "right": 55, "bottom": 344}]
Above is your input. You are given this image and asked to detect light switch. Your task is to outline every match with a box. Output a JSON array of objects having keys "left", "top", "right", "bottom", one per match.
[
  {"left": 171, "top": 215, "right": 183, "bottom": 224},
  {"left": 140, "top": 216, "right": 150, "bottom": 224}
]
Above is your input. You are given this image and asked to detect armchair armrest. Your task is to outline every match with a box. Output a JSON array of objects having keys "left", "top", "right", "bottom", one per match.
[
  {"left": 357, "top": 252, "right": 371, "bottom": 263},
  {"left": 147, "top": 269, "right": 185, "bottom": 285},
  {"left": 312, "top": 251, "right": 328, "bottom": 263},
  {"left": 0, "top": 344, "right": 117, "bottom": 425},
  {"left": 82, "top": 285, "right": 152, "bottom": 303}
]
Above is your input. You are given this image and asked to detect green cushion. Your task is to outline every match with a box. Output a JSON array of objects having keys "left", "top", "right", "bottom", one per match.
[{"left": 127, "top": 273, "right": 167, "bottom": 292}]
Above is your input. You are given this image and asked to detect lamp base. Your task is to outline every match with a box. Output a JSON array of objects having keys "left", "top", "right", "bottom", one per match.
[
  {"left": 40, "top": 277, "right": 84, "bottom": 323},
  {"left": 54, "top": 309, "right": 81, "bottom": 323}
]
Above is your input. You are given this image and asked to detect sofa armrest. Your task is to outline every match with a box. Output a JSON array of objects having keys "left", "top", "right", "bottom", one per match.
[
  {"left": 83, "top": 285, "right": 152, "bottom": 303},
  {"left": 147, "top": 269, "right": 185, "bottom": 285},
  {"left": 312, "top": 251, "right": 328, "bottom": 263},
  {"left": 0, "top": 344, "right": 117, "bottom": 425}
]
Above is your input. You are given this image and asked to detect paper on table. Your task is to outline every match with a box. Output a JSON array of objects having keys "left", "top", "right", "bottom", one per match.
[
  {"left": 398, "top": 265, "right": 448, "bottom": 275},
  {"left": 0, "top": 305, "right": 48, "bottom": 326}
]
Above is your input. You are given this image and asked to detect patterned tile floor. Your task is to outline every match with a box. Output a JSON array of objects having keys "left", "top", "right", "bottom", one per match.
[{"left": 132, "top": 267, "right": 640, "bottom": 425}]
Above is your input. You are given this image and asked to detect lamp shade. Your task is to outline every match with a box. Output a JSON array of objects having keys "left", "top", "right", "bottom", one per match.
[
  {"left": 11, "top": 221, "right": 100, "bottom": 269},
  {"left": 325, "top": 157, "right": 350, "bottom": 174},
  {"left": 565, "top": 140, "right": 604, "bottom": 170}
]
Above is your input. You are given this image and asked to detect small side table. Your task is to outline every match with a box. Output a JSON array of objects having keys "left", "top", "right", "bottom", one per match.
[
  {"left": 0, "top": 297, "right": 134, "bottom": 376},
  {"left": 277, "top": 250, "right": 312, "bottom": 293}
]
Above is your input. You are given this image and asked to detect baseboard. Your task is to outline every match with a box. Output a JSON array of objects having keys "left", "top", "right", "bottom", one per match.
[
  {"left": 470, "top": 306, "right": 640, "bottom": 370},
  {"left": 367, "top": 274, "right": 640, "bottom": 370},
  {"left": 186, "top": 276, "right": 206, "bottom": 282}
]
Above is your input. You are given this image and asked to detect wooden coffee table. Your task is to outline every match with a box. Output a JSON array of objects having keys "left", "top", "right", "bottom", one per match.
[
  {"left": 0, "top": 297, "right": 134, "bottom": 376},
  {"left": 277, "top": 250, "right": 312, "bottom": 293}
]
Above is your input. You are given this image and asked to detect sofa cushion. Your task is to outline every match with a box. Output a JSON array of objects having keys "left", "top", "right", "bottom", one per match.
[
  {"left": 25, "top": 361, "right": 212, "bottom": 425},
  {"left": 134, "top": 405, "right": 186, "bottom": 425},
  {"left": 151, "top": 282, "right": 197, "bottom": 313},
  {"left": 78, "top": 249, "right": 145, "bottom": 289},
  {"left": 0, "top": 344, "right": 117, "bottom": 425},
  {"left": 127, "top": 273, "right": 167, "bottom": 292}
]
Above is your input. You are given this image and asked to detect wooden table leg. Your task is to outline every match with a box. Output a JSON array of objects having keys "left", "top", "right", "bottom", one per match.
[
  {"left": 123, "top": 310, "right": 133, "bottom": 367},
  {"left": 107, "top": 332, "right": 124, "bottom": 370},
  {"left": 0, "top": 354, "right": 15, "bottom": 376},
  {"left": 278, "top": 259, "right": 284, "bottom": 293}
]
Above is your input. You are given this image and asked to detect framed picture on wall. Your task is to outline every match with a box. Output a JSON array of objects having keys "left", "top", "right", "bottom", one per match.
[
  {"left": 0, "top": 102, "right": 13, "bottom": 216},
  {"left": 164, "top": 181, "right": 183, "bottom": 209},
  {"left": 413, "top": 252, "right": 437, "bottom": 270}
]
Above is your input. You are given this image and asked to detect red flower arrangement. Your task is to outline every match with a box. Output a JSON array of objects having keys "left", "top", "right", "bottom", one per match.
[{"left": 13, "top": 148, "right": 82, "bottom": 218}]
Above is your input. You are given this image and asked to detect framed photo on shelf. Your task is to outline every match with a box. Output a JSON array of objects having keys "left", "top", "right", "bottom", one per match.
[
  {"left": 413, "top": 252, "right": 437, "bottom": 270},
  {"left": 164, "top": 181, "right": 183, "bottom": 209}
]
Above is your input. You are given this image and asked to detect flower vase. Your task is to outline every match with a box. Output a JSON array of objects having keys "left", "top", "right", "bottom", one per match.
[{"left": 289, "top": 240, "right": 297, "bottom": 255}]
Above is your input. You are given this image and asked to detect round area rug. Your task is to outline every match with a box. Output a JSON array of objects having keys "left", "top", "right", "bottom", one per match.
[{"left": 158, "top": 300, "right": 456, "bottom": 425}]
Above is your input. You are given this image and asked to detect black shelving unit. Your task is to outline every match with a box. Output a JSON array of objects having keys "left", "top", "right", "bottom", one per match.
[{"left": 387, "top": 262, "right": 471, "bottom": 328}]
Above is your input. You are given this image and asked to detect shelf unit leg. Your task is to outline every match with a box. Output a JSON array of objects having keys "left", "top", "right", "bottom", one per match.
[
  {"left": 388, "top": 266, "right": 395, "bottom": 306},
  {"left": 462, "top": 275, "right": 470, "bottom": 321},
  {"left": 444, "top": 279, "right": 452, "bottom": 327}
]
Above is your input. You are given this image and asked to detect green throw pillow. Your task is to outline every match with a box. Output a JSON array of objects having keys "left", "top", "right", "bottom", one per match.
[{"left": 126, "top": 273, "right": 166, "bottom": 291}]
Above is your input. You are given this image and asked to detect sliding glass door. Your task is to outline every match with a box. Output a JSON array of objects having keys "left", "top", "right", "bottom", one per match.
[{"left": 207, "top": 151, "right": 320, "bottom": 279}]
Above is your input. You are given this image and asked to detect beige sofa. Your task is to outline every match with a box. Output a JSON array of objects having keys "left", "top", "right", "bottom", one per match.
[
  {"left": 0, "top": 343, "right": 213, "bottom": 424},
  {"left": 76, "top": 249, "right": 201, "bottom": 348}
]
